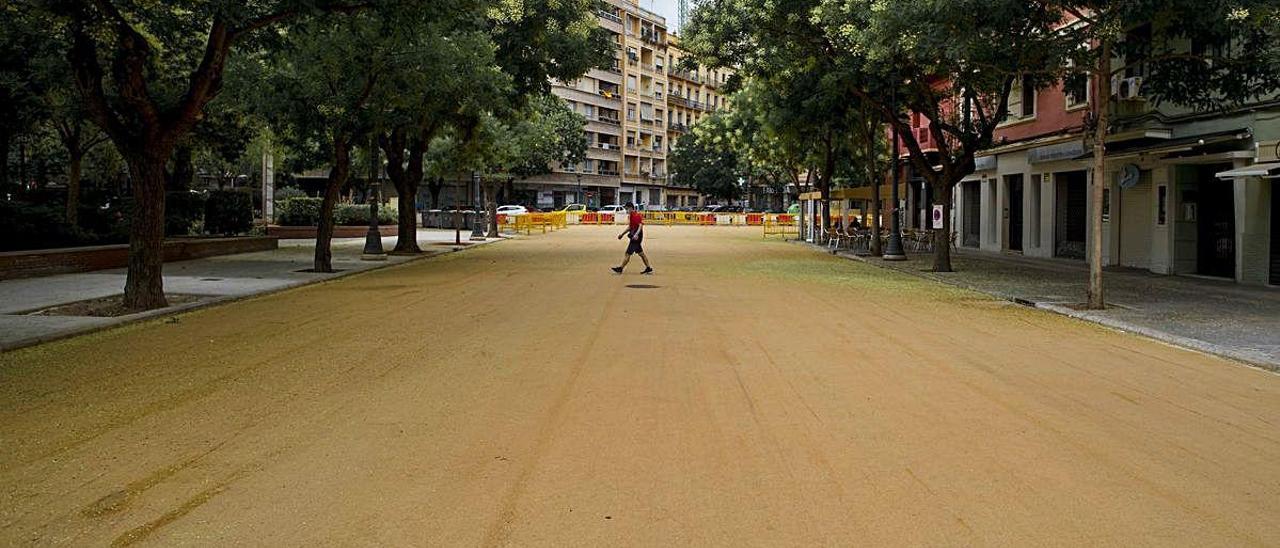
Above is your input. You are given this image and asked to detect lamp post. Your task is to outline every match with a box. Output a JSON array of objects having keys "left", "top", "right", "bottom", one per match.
[
  {"left": 470, "top": 171, "right": 486, "bottom": 240},
  {"left": 884, "top": 89, "right": 907, "bottom": 261},
  {"left": 576, "top": 172, "right": 582, "bottom": 205},
  {"left": 361, "top": 135, "right": 386, "bottom": 261}
]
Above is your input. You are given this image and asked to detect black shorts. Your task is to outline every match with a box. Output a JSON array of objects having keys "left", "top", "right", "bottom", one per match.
[{"left": 626, "top": 236, "right": 644, "bottom": 255}]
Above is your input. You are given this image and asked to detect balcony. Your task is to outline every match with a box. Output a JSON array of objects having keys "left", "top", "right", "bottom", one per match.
[
  {"left": 668, "top": 122, "right": 689, "bottom": 132},
  {"left": 669, "top": 69, "right": 700, "bottom": 83},
  {"left": 597, "top": 10, "right": 621, "bottom": 24},
  {"left": 599, "top": 169, "right": 620, "bottom": 176},
  {"left": 597, "top": 116, "right": 621, "bottom": 126}
]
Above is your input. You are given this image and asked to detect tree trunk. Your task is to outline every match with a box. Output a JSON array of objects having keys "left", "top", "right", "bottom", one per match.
[
  {"left": 867, "top": 123, "right": 883, "bottom": 256},
  {"left": 66, "top": 146, "right": 83, "bottom": 226},
  {"left": 1088, "top": 41, "right": 1111, "bottom": 309},
  {"left": 121, "top": 153, "right": 169, "bottom": 310},
  {"left": 315, "top": 137, "right": 351, "bottom": 273},
  {"left": 932, "top": 182, "right": 954, "bottom": 272},
  {"left": 381, "top": 128, "right": 426, "bottom": 255},
  {"left": 484, "top": 181, "right": 500, "bottom": 237},
  {"left": 0, "top": 128, "right": 10, "bottom": 191}
]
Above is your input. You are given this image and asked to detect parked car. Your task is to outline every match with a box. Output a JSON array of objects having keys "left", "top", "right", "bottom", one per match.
[
  {"left": 560, "top": 203, "right": 588, "bottom": 212},
  {"left": 496, "top": 205, "right": 528, "bottom": 216},
  {"left": 599, "top": 204, "right": 627, "bottom": 214},
  {"left": 644, "top": 204, "right": 669, "bottom": 212}
]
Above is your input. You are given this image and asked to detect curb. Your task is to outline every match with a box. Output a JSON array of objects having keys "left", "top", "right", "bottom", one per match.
[
  {"left": 820, "top": 244, "right": 1280, "bottom": 374},
  {"left": 0, "top": 238, "right": 502, "bottom": 354}
]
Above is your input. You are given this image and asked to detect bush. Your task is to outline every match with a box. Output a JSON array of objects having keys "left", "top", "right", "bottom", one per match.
[
  {"left": 0, "top": 201, "right": 103, "bottom": 251},
  {"left": 274, "top": 186, "right": 307, "bottom": 201},
  {"left": 275, "top": 197, "right": 323, "bottom": 226},
  {"left": 204, "top": 189, "right": 254, "bottom": 235},
  {"left": 334, "top": 202, "right": 396, "bottom": 226},
  {"left": 165, "top": 191, "right": 207, "bottom": 236}
]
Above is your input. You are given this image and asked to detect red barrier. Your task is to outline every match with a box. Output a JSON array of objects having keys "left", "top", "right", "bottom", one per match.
[
  {"left": 700, "top": 214, "right": 716, "bottom": 225},
  {"left": 581, "top": 212, "right": 599, "bottom": 224},
  {"left": 777, "top": 214, "right": 795, "bottom": 224},
  {"left": 746, "top": 213, "right": 764, "bottom": 226}
]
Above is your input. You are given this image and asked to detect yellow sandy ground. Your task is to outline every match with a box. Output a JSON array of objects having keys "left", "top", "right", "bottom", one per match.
[{"left": 1, "top": 225, "right": 1277, "bottom": 546}]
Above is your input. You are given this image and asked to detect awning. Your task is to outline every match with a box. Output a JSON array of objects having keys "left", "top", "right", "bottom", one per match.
[
  {"left": 1075, "top": 128, "right": 1251, "bottom": 161},
  {"left": 1215, "top": 162, "right": 1280, "bottom": 179}
]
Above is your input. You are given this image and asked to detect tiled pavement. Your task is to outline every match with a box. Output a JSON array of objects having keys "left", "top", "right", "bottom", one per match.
[{"left": 832, "top": 246, "right": 1280, "bottom": 371}]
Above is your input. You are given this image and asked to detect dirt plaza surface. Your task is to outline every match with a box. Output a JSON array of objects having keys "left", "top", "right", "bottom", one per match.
[{"left": 1, "top": 225, "right": 1278, "bottom": 546}]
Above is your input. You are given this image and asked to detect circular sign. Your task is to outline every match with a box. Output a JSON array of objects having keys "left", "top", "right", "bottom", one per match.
[{"left": 1119, "top": 163, "right": 1141, "bottom": 189}]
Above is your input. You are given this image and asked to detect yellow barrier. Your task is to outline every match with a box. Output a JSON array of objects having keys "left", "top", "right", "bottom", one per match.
[
  {"left": 763, "top": 214, "right": 798, "bottom": 238},
  {"left": 505, "top": 211, "right": 569, "bottom": 234}
]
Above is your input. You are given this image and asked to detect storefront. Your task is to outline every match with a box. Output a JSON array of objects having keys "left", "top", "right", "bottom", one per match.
[{"left": 1214, "top": 138, "right": 1280, "bottom": 286}]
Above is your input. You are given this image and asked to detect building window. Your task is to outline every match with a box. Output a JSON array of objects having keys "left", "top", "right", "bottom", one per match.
[
  {"left": 1064, "top": 73, "right": 1089, "bottom": 109},
  {"left": 1102, "top": 188, "right": 1111, "bottom": 222},
  {"left": 1020, "top": 75, "right": 1036, "bottom": 117},
  {"left": 1157, "top": 185, "right": 1168, "bottom": 225}
]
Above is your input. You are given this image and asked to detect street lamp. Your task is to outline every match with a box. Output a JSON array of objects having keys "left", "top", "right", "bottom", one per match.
[
  {"left": 576, "top": 172, "right": 582, "bottom": 205},
  {"left": 883, "top": 85, "right": 907, "bottom": 261},
  {"left": 470, "top": 171, "right": 486, "bottom": 240},
  {"left": 361, "top": 136, "right": 386, "bottom": 261}
]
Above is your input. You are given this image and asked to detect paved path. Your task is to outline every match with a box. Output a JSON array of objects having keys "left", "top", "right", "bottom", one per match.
[
  {"left": 0, "top": 229, "right": 492, "bottom": 350},
  {"left": 1, "top": 226, "right": 1278, "bottom": 546},
  {"left": 834, "top": 247, "right": 1280, "bottom": 370}
]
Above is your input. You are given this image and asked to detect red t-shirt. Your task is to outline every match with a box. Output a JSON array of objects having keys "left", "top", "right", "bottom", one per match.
[{"left": 628, "top": 211, "right": 643, "bottom": 236}]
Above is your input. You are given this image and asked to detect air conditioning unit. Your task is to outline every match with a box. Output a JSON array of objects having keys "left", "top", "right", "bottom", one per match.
[
  {"left": 1117, "top": 77, "right": 1144, "bottom": 100},
  {"left": 600, "top": 143, "right": 610, "bottom": 150}
]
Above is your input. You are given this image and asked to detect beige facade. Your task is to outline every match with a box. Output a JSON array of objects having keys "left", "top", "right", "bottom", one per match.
[
  {"left": 523, "top": 0, "right": 733, "bottom": 210},
  {"left": 665, "top": 34, "right": 733, "bottom": 209}
]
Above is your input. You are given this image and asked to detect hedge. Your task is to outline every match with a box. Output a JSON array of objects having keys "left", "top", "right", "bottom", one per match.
[
  {"left": 166, "top": 191, "right": 206, "bottom": 236},
  {"left": 275, "top": 197, "right": 397, "bottom": 226},
  {"left": 205, "top": 189, "right": 254, "bottom": 235}
]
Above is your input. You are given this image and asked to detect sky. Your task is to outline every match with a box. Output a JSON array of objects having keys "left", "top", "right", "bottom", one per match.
[{"left": 638, "top": 0, "right": 683, "bottom": 33}]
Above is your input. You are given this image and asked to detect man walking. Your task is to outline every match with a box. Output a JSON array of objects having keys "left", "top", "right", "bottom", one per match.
[{"left": 612, "top": 202, "right": 653, "bottom": 275}]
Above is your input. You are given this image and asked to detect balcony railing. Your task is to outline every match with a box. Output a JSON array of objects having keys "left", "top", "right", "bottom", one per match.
[
  {"left": 669, "top": 69, "right": 700, "bottom": 83},
  {"left": 668, "top": 122, "right": 689, "bottom": 132},
  {"left": 596, "top": 116, "right": 621, "bottom": 125},
  {"left": 599, "top": 169, "right": 620, "bottom": 176},
  {"left": 597, "top": 10, "right": 621, "bottom": 24}
]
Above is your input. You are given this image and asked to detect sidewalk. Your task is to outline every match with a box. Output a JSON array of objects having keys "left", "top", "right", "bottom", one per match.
[
  {"left": 0, "top": 229, "right": 499, "bottom": 351},
  {"left": 830, "top": 246, "right": 1280, "bottom": 371}
]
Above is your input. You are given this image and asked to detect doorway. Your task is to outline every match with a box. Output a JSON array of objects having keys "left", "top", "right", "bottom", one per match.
[
  {"left": 1055, "top": 171, "right": 1087, "bottom": 259},
  {"left": 1195, "top": 173, "right": 1235, "bottom": 278},
  {"left": 1271, "top": 183, "right": 1279, "bottom": 285},
  {"left": 1006, "top": 174, "right": 1024, "bottom": 252},
  {"left": 1118, "top": 171, "right": 1152, "bottom": 269},
  {"left": 964, "top": 180, "right": 981, "bottom": 247}
]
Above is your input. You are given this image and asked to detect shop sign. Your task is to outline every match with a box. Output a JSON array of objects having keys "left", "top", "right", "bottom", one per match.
[{"left": 1029, "top": 140, "right": 1086, "bottom": 164}]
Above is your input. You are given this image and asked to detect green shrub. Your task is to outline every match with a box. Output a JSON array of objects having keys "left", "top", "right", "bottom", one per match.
[
  {"left": 274, "top": 186, "right": 307, "bottom": 201},
  {"left": 0, "top": 201, "right": 102, "bottom": 251},
  {"left": 165, "top": 191, "right": 207, "bottom": 236},
  {"left": 334, "top": 202, "right": 396, "bottom": 225},
  {"left": 275, "top": 197, "right": 323, "bottom": 226},
  {"left": 204, "top": 189, "right": 254, "bottom": 235}
]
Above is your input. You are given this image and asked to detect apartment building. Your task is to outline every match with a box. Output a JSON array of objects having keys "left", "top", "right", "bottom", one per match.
[
  {"left": 935, "top": 47, "right": 1280, "bottom": 286},
  {"left": 665, "top": 34, "right": 733, "bottom": 209},
  {"left": 516, "top": 0, "right": 666, "bottom": 209},
  {"left": 516, "top": 0, "right": 734, "bottom": 210}
]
